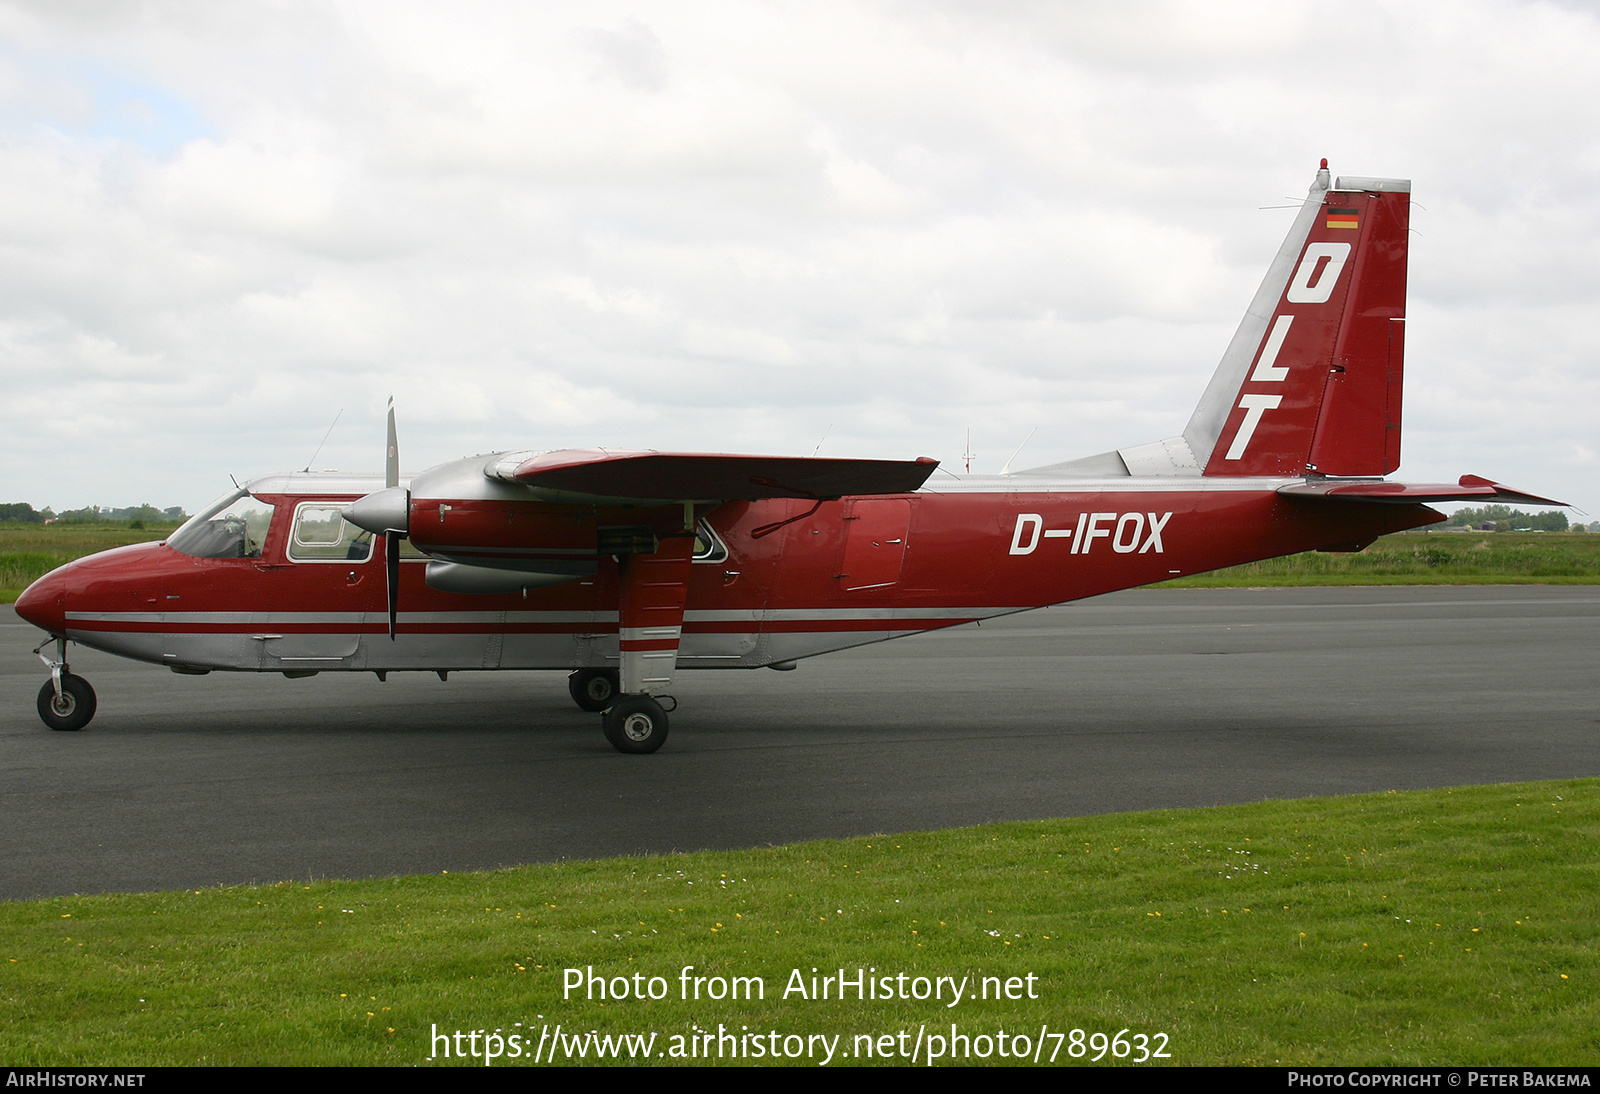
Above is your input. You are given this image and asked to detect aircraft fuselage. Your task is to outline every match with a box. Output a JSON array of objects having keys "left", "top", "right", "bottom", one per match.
[{"left": 18, "top": 472, "right": 1438, "bottom": 676}]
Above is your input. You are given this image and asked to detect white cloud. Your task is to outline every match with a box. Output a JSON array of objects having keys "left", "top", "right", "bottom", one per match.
[{"left": 0, "top": 0, "right": 1593, "bottom": 514}]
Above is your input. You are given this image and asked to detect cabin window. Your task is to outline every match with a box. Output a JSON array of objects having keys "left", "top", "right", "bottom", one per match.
[
  {"left": 288, "top": 503, "right": 373, "bottom": 563},
  {"left": 692, "top": 520, "right": 728, "bottom": 563},
  {"left": 168, "top": 490, "right": 277, "bottom": 559}
]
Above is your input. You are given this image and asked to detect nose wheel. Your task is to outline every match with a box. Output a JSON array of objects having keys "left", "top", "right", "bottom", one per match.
[
  {"left": 32, "top": 636, "right": 97, "bottom": 731},
  {"left": 36, "top": 673, "right": 97, "bottom": 732}
]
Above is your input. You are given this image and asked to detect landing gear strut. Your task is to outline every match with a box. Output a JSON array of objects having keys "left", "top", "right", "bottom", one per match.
[
  {"left": 567, "top": 668, "right": 620, "bottom": 712},
  {"left": 600, "top": 521, "right": 693, "bottom": 754},
  {"left": 33, "top": 636, "right": 96, "bottom": 731}
]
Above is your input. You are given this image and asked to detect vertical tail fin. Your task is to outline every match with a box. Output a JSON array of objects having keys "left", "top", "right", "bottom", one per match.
[{"left": 1184, "top": 163, "right": 1411, "bottom": 477}]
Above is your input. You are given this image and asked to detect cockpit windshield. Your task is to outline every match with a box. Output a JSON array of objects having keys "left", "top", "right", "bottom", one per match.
[{"left": 168, "top": 489, "right": 277, "bottom": 559}]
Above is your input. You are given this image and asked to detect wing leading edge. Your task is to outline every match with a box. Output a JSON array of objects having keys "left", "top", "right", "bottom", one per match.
[{"left": 490, "top": 449, "right": 940, "bottom": 505}]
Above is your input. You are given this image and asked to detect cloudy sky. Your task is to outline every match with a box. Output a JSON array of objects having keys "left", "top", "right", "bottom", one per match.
[{"left": 1, "top": 0, "right": 1594, "bottom": 517}]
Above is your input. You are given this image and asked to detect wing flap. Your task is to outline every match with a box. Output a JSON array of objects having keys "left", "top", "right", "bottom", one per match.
[
  {"left": 496, "top": 449, "right": 939, "bottom": 504},
  {"left": 1278, "top": 475, "right": 1566, "bottom": 507}
]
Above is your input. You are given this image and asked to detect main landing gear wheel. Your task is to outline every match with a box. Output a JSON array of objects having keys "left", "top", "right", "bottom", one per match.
[
  {"left": 602, "top": 696, "right": 669, "bottom": 754},
  {"left": 568, "top": 669, "right": 621, "bottom": 713},
  {"left": 37, "top": 674, "right": 96, "bottom": 732}
]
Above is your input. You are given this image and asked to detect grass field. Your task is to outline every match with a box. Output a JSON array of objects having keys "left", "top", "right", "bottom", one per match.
[
  {"left": 1160, "top": 530, "right": 1600, "bottom": 587},
  {"left": 0, "top": 522, "right": 182, "bottom": 603},
  {"left": 2, "top": 523, "right": 1597, "bottom": 604},
  {"left": 2, "top": 780, "right": 1596, "bottom": 1066}
]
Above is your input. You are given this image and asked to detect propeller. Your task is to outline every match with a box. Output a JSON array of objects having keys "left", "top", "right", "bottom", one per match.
[
  {"left": 345, "top": 397, "right": 409, "bottom": 639},
  {"left": 383, "top": 397, "right": 400, "bottom": 641}
]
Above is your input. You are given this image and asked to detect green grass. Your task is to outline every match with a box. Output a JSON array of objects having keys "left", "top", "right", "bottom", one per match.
[
  {"left": 0, "top": 522, "right": 180, "bottom": 602},
  {"left": 1159, "top": 531, "right": 1600, "bottom": 587},
  {"left": 2, "top": 780, "right": 1596, "bottom": 1066}
]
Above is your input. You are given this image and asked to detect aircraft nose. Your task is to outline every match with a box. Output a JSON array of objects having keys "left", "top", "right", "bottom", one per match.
[{"left": 15, "top": 567, "right": 69, "bottom": 635}]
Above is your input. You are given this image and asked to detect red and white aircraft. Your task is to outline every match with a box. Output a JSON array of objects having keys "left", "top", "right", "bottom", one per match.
[{"left": 16, "top": 162, "right": 1561, "bottom": 752}]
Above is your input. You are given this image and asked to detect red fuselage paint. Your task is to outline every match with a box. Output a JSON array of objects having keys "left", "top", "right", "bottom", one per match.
[{"left": 15, "top": 483, "right": 1438, "bottom": 672}]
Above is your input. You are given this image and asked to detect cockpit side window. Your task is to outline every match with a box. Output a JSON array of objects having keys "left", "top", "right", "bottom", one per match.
[
  {"left": 288, "top": 503, "right": 373, "bottom": 563},
  {"left": 168, "top": 491, "right": 277, "bottom": 559},
  {"left": 692, "top": 520, "right": 728, "bottom": 563}
]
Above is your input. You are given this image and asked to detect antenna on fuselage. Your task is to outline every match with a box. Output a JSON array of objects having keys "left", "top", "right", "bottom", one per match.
[
  {"left": 810, "top": 424, "right": 832, "bottom": 458},
  {"left": 962, "top": 428, "right": 975, "bottom": 474},
  {"left": 303, "top": 408, "right": 344, "bottom": 472},
  {"left": 998, "top": 427, "right": 1038, "bottom": 476}
]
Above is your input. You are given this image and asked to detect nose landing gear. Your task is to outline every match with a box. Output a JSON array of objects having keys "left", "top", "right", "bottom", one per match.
[
  {"left": 33, "top": 636, "right": 97, "bottom": 731},
  {"left": 37, "top": 674, "right": 96, "bottom": 732}
]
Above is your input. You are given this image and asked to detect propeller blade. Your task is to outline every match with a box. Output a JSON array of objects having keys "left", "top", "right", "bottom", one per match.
[
  {"left": 385, "top": 395, "right": 399, "bottom": 491},
  {"left": 386, "top": 530, "right": 400, "bottom": 640},
  {"left": 382, "top": 398, "right": 402, "bottom": 638}
]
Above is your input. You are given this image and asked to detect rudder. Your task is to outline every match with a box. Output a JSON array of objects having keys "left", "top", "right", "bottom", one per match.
[{"left": 1184, "top": 163, "right": 1411, "bottom": 478}]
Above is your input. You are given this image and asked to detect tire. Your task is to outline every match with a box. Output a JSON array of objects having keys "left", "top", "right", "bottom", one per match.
[
  {"left": 37, "top": 674, "right": 97, "bottom": 732},
  {"left": 602, "top": 696, "right": 669, "bottom": 754},
  {"left": 568, "top": 669, "right": 620, "bottom": 713}
]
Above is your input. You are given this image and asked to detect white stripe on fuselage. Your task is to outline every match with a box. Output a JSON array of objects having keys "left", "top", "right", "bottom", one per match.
[{"left": 65, "top": 606, "right": 1018, "bottom": 627}]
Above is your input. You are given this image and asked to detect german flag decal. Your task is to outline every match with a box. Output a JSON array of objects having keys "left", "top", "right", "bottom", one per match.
[{"left": 1326, "top": 206, "right": 1359, "bottom": 230}]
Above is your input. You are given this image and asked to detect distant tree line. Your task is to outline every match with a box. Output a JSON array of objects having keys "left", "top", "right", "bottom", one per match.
[
  {"left": 1445, "top": 505, "right": 1572, "bottom": 532},
  {"left": 0, "top": 502, "right": 189, "bottom": 524}
]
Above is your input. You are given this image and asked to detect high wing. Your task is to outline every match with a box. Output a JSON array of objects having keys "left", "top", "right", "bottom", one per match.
[
  {"left": 344, "top": 444, "right": 942, "bottom": 613},
  {"left": 488, "top": 448, "right": 939, "bottom": 505}
]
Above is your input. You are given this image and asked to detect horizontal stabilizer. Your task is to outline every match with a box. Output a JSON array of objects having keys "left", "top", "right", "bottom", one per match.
[
  {"left": 1278, "top": 475, "right": 1566, "bottom": 507},
  {"left": 494, "top": 449, "right": 939, "bottom": 504}
]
